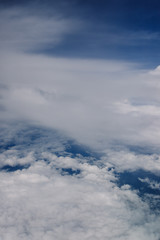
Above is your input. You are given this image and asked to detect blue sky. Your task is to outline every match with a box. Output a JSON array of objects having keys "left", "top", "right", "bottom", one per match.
[
  {"left": 1, "top": 1, "right": 160, "bottom": 240},
  {"left": 1, "top": 0, "right": 160, "bottom": 66}
]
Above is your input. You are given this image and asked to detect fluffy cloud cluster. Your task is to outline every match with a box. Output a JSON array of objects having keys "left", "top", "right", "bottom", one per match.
[
  {"left": 103, "top": 149, "right": 160, "bottom": 174},
  {"left": 0, "top": 148, "right": 160, "bottom": 240},
  {"left": 0, "top": 124, "right": 160, "bottom": 240}
]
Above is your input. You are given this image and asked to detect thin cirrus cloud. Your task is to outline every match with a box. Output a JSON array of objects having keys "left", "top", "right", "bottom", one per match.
[{"left": 0, "top": 7, "right": 76, "bottom": 52}]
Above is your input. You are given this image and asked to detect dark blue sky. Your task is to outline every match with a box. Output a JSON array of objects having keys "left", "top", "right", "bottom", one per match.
[{"left": 1, "top": 0, "right": 160, "bottom": 66}]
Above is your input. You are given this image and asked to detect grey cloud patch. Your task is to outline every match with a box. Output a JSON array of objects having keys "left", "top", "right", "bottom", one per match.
[
  {"left": 0, "top": 83, "right": 8, "bottom": 89},
  {"left": 114, "top": 99, "right": 160, "bottom": 116},
  {"left": 0, "top": 50, "right": 156, "bottom": 150},
  {"left": 0, "top": 7, "right": 76, "bottom": 52},
  {"left": 0, "top": 104, "right": 6, "bottom": 112}
]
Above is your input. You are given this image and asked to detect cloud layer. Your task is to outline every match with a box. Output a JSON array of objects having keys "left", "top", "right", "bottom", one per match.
[
  {"left": 1, "top": 50, "right": 160, "bottom": 150},
  {"left": 0, "top": 7, "right": 160, "bottom": 152},
  {"left": 1, "top": 5, "right": 160, "bottom": 240},
  {"left": 0, "top": 124, "right": 160, "bottom": 240}
]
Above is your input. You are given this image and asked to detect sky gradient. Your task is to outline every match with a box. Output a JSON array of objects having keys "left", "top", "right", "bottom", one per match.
[{"left": 0, "top": 0, "right": 160, "bottom": 65}]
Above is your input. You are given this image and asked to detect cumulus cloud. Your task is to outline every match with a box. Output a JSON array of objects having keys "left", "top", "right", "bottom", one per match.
[
  {"left": 0, "top": 122, "right": 160, "bottom": 240},
  {"left": 102, "top": 149, "right": 160, "bottom": 174},
  {"left": 0, "top": 150, "right": 34, "bottom": 168},
  {"left": 0, "top": 147, "right": 160, "bottom": 240}
]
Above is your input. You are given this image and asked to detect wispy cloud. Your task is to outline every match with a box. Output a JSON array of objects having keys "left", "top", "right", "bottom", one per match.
[
  {"left": 139, "top": 177, "right": 160, "bottom": 190},
  {"left": 0, "top": 7, "right": 76, "bottom": 52}
]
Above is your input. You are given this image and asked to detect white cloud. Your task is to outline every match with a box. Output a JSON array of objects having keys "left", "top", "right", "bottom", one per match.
[
  {"left": 0, "top": 150, "right": 34, "bottom": 168},
  {"left": 0, "top": 150, "right": 160, "bottom": 240},
  {"left": 0, "top": 51, "right": 152, "bottom": 149},
  {"left": 0, "top": 125, "right": 159, "bottom": 239},
  {"left": 1, "top": 7, "right": 160, "bottom": 151},
  {"left": 102, "top": 149, "right": 160, "bottom": 174}
]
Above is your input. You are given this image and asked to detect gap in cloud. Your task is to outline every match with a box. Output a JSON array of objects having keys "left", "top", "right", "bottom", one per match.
[
  {"left": 0, "top": 122, "right": 66, "bottom": 154},
  {"left": 61, "top": 168, "right": 81, "bottom": 176},
  {"left": 116, "top": 169, "right": 160, "bottom": 212},
  {"left": 0, "top": 163, "right": 30, "bottom": 172},
  {"left": 64, "top": 139, "right": 102, "bottom": 159},
  {"left": 0, "top": 122, "right": 101, "bottom": 166}
]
